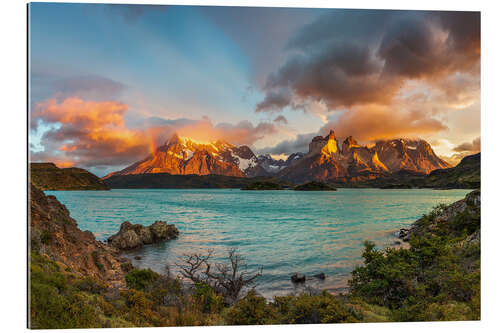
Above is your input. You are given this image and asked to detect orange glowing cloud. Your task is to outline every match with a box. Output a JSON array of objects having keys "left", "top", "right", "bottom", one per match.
[
  {"left": 31, "top": 97, "right": 279, "bottom": 168},
  {"left": 319, "top": 104, "right": 448, "bottom": 142},
  {"left": 32, "top": 97, "right": 151, "bottom": 167}
]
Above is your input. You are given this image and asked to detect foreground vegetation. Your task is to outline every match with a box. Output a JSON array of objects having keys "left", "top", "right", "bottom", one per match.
[{"left": 30, "top": 191, "right": 480, "bottom": 327}]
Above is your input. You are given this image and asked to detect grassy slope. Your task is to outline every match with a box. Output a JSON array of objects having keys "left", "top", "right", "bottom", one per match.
[
  {"left": 349, "top": 153, "right": 480, "bottom": 189},
  {"left": 30, "top": 163, "right": 109, "bottom": 190}
]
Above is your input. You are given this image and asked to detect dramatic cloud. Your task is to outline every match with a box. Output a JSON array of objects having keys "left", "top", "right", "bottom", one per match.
[
  {"left": 31, "top": 97, "right": 149, "bottom": 167},
  {"left": 453, "top": 137, "right": 481, "bottom": 152},
  {"left": 256, "top": 10, "right": 480, "bottom": 141},
  {"left": 30, "top": 97, "right": 278, "bottom": 169},
  {"left": 256, "top": 90, "right": 292, "bottom": 112},
  {"left": 318, "top": 105, "right": 448, "bottom": 142}
]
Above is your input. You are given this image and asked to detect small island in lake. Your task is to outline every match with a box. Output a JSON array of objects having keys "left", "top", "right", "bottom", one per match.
[
  {"left": 241, "top": 181, "right": 284, "bottom": 190},
  {"left": 294, "top": 181, "right": 337, "bottom": 191}
]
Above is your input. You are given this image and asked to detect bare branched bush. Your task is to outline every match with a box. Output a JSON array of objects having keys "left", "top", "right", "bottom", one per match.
[{"left": 176, "top": 248, "right": 262, "bottom": 304}]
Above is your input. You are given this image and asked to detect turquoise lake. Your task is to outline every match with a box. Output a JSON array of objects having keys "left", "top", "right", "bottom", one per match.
[{"left": 46, "top": 188, "right": 470, "bottom": 298}]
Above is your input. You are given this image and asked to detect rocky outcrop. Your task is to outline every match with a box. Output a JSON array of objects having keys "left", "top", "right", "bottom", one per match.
[
  {"left": 30, "top": 183, "right": 128, "bottom": 288},
  {"left": 399, "top": 189, "right": 480, "bottom": 242},
  {"left": 107, "top": 221, "right": 179, "bottom": 250},
  {"left": 30, "top": 163, "right": 109, "bottom": 190}
]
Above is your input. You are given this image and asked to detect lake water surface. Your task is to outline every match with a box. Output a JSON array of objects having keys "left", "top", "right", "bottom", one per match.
[{"left": 47, "top": 188, "right": 470, "bottom": 298}]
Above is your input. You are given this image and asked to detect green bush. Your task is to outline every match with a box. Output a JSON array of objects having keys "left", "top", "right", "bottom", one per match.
[
  {"left": 226, "top": 291, "right": 276, "bottom": 325},
  {"left": 29, "top": 252, "right": 101, "bottom": 328},
  {"left": 125, "top": 269, "right": 160, "bottom": 290},
  {"left": 349, "top": 223, "right": 480, "bottom": 321},
  {"left": 193, "top": 283, "right": 224, "bottom": 313},
  {"left": 273, "top": 291, "right": 357, "bottom": 324}
]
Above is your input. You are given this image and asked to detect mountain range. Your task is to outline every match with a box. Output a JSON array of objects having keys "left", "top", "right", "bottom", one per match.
[{"left": 103, "top": 131, "right": 450, "bottom": 183}]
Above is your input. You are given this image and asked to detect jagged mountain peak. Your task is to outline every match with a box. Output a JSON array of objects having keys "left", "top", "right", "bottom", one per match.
[
  {"left": 278, "top": 130, "right": 450, "bottom": 183},
  {"left": 104, "top": 133, "right": 269, "bottom": 179},
  {"left": 308, "top": 130, "right": 340, "bottom": 157},
  {"left": 104, "top": 130, "right": 450, "bottom": 183},
  {"left": 342, "top": 136, "right": 360, "bottom": 153}
]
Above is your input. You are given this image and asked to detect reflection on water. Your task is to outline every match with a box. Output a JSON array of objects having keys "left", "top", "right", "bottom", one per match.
[{"left": 47, "top": 188, "right": 470, "bottom": 298}]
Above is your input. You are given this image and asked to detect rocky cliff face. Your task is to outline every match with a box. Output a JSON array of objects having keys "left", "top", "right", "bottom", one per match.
[
  {"left": 103, "top": 134, "right": 266, "bottom": 179},
  {"left": 279, "top": 131, "right": 449, "bottom": 183},
  {"left": 30, "top": 183, "right": 128, "bottom": 288}
]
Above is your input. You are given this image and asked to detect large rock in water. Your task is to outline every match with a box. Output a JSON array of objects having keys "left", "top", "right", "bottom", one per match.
[{"left": 108, "top": 221, "right": 179, "bottom": 250}]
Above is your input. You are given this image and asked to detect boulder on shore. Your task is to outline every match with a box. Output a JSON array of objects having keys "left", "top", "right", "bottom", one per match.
[{"left": 108, "top": 221, "right": 179, "bottom": 250}]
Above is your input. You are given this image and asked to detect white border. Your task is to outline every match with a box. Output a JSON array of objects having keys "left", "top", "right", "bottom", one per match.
[{"left": 1, "top": 0, "right": 499, "bottom": 332}]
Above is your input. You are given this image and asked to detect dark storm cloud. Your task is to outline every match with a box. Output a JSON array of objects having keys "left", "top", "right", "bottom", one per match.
[
  {"left": 257, "top": 10, "right": 480, "bottom": 112},
  {"left": 256, "top": 90, "right": 292, "bottom": 112}
]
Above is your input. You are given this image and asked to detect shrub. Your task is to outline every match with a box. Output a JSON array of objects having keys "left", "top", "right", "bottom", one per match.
[
  {"left": 125, "top": 269, "right": 159, "bottom": 290},
  {"left": 225, "top": 291, "right": 275, "bottom": 325},
  {"left": 273, "top": 291, "right": 357, "bottom": 324},
  {"left": 193, "top": 282, "right": 224, "bottom": 313}
]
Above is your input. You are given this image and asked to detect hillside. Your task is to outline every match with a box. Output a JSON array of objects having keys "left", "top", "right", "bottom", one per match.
[
  {"left": 361, "top": 153, "right": 480, "bottom": 189},
  {"left": 30, "top": 163, "right": 109, "bottom": 190},
  {"left": 422, "top": 153, "right": 480, "bottom": 189}
]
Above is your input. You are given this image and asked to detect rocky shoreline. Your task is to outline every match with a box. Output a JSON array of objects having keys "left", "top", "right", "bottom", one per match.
[
  {"left": 398, "top": 189, "right": 480, "bottom": 243},
  {"left": 29, "top": 182, "right": 180, "bottom": 288}
]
